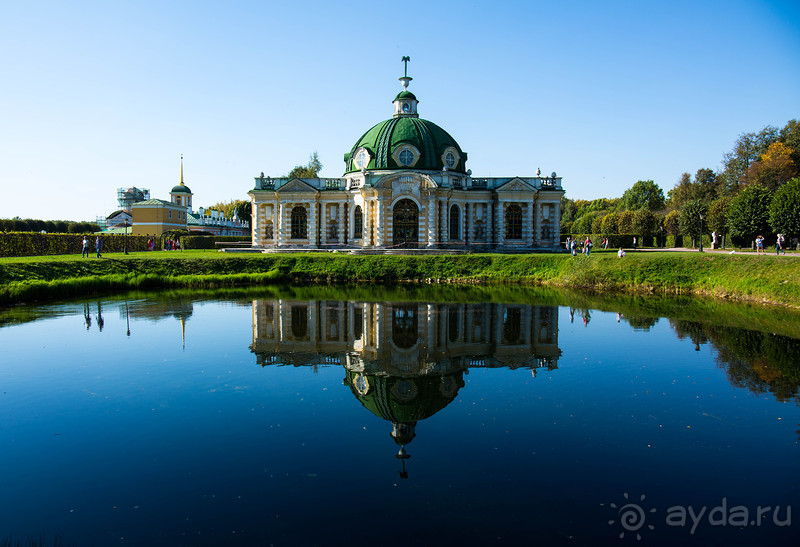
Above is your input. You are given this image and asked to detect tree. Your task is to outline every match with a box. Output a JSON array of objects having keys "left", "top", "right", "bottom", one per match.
[
  {"left": 694, "top": 168, "right": 722, "bottom": 203},
  {"left": 664, "top": 210, "right": 680, "bottom": 235},
  {"left": 632, "top": 208, "right": 658, "bottom": 237},
  {"left": 727, "top": 185, "right": 772, "bottom": 243},
  {"left": 619, "top": 180, "right": 665, "bottom": 211},
  {"left": 746, "top": 142, "right": 797, "bottom": 191},
  {"left": 234, "top": 201, "right": 252, "bottom": 224},
  {"left": 572, "top": 213, "right": 596, "bottom": 234},
  {"left": 667, "top": 172, "right": 696, "bottom": 210},
  {"left": 600, "top": 212, "right": 619, "bottom": 235},
  {"left": 591, "top": 215, "right": 603, "bottom": 234},
  {"left": 722, "top": 125, "right": 779, "bottom": 191},
  {"left": 769, "top": 177, "right": 800, "bottom": 236},
  {"left": 679, "top": 200, "right": 708, "bottom": 246},
  {"left": 779, "top": 119, "right": 800, "bottom": 168},
  {"left": 560, "top": 196, "right": 578, "bottom": 232},
  {"left": 707, "top": 196, "right": 732, "bottom": 236},
  {"left": 617, "top": 210, "right": 635, "bottom": 233},
  {"left": 288, "top": 152, "right": 323, "bottom": 179}
]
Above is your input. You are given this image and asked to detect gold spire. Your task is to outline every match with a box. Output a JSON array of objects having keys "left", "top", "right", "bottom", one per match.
[{"left": 180, "top": 154, "right": 184, "bottom": 185}]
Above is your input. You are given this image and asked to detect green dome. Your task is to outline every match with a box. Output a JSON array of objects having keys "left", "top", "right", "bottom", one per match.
[
  {"left": 394, "top": 90, "right": 417, "bottom": 101},
  {"left": 344, "top": 117, "right": 468, "bottom": 174},
  {"left": 171, "top": 184, "right": 192, "bottom": 194}
]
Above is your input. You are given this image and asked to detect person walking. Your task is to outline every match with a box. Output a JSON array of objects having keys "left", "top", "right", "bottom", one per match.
[
  {"left": 95, "top": 236, "right": 103, "bottom": 258},
  {"left": 633, "top": 236, "right": 637, "bottom": 250},
  {"left": 776, "top": 233, "right": 786, "bottom": 255},
  {"left": 755, "top": 235, "right": 765, "bottom": 255},
  {"left": 81, "top": 236, "right": 90, "bottom": 258}
]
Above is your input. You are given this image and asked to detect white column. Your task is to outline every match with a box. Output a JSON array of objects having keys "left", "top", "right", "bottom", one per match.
[
  {"left": 497, "top": 201, "right": 505, "bottom": 246},
  {"left": 553, "top": 202, "right": 560, "bottom": 245},
  {"left": 308, "top": 201, "right": 317, "bottom": 246},
  {"left": 443, "top": 202, "right": 450, "bottom": 243},
  {"left": 319, "top": 203, "right": 328, "bottom": 246},
  {"left": 361, "top": 202, "right": 370, "bottom": 247},
  {"left": 277, "top": 203, "right": 286, "bottom": 245},
  {"left": 534, "top": 201, "right": 541, "bottom": 247},
  {"left": 338, "top": 202, "right": 345, "bottom": 245},
  {"left": 375, "top": 200, "right": 384, "bottom": 246},
  {"left": 464, "top": 202, "right": 470, "bottom": 244},
  {"left": 427, "top": 198, "right": 437, "bottom": 247},
  {"left": 251, "top": 202, "right": 259, "bottom": 246}
]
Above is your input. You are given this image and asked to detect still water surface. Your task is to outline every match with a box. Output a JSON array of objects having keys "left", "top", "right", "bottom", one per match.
[{"left": 0, "top": 288, "right": 797, "bottom": 546}]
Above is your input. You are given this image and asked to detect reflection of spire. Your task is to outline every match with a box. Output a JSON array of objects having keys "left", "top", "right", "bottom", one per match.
[
  {"left": 396, "top": 445, "right": 411, "bottom": 479},
  {"left": 180, "top": 316, "right": 186, "bottom": 350},
  {"left": 125, "top": 301, "right": 131, "bottom": 337}
]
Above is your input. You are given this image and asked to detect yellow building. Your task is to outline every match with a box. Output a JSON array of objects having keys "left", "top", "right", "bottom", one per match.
[{"left": 131, "top": 198, "right": 188, "bottom": 236}]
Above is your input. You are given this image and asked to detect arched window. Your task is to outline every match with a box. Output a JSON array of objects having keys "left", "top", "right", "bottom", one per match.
[
  {"left": 449, "top": 205, "right": 461, "bottom": 240},
  {"left": 353, "top": 205, "right": 363, "bottom": 239},
  {"left": 506, "top": 205, "right": 522, "bottom": 240},
  {"left": 291, "top": 206, "right": 307, "bottom": 239}
]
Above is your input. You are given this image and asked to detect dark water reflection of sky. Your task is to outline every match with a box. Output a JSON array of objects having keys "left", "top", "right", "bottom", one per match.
[{"left": 0, "top": 290, "right": 797, "bottom": 546}]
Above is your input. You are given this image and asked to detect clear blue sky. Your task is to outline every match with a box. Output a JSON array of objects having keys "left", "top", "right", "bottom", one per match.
[{"left": 1, "top": 0, "right": 798, "bottom": 222}]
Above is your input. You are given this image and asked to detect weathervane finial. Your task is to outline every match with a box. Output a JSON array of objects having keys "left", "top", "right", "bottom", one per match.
[{"left": 399, "top": 56, "right": 413, "bottom": 90}]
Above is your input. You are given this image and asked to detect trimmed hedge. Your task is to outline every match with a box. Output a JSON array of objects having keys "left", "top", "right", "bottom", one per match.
[{"left": 0, "top": 232, "right": 156, "bottom": 257}]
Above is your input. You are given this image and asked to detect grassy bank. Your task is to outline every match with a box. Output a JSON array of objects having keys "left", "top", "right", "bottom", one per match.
[{"left": 1, "top": 250, "right": 799, "bottom": 308}]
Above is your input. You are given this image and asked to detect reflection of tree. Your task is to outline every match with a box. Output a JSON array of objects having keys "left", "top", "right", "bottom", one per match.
[
  {"left": 671, "top": 320, "right": 800, "bottom": 402},
  {"left": 625, "top": 315, "right": 658, "bottom": 331}
]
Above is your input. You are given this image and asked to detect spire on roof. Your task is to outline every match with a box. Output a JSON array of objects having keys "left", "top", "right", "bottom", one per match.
[{"left": 399, "top": 56, "right": 412, "bottom": 90}]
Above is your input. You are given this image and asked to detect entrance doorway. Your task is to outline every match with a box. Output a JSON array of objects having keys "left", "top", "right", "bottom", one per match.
[{"left": 393, "top": 199, "right": 419, "bottom": 247}]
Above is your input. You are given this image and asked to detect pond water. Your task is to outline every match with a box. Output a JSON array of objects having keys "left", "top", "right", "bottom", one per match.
[{"left": 0, "top": 287, "right": 797, "bottom": 546}]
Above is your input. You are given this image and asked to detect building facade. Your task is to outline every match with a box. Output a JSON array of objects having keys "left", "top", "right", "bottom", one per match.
[{"left": 248, "top": 70, "right": 564, "bottom": 251}]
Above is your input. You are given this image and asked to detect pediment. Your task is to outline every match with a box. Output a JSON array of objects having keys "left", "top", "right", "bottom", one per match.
[
  {"left": 496, "top": 178, "right": 535, "bottom": 193},
  {"left": 277, "top": 178, "right": 318, "bottom": 193}
]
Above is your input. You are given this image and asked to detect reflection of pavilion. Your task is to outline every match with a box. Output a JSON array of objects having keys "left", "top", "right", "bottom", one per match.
[
  {"left": 250, "top": 300, "right": 561, "bottom": 372},
  {"left": 250, "top": 299, "right": 560, "bottom": 476}
]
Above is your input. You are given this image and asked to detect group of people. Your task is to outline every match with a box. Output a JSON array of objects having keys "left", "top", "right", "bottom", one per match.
[
  {"left": 756, "top": 234, "right": 788, "bottom": 255},
  {"left": 565, "top": 236, "right": 594, "bottom": 256},
  {"left": 81, "top": 236, "right": 102, "bottom": 258},
  {"left": 756, "top": 234, "right": 786, "bottom": 255},
  {"left": 80, "top": 236, "right": 184, "bottom": 256}
]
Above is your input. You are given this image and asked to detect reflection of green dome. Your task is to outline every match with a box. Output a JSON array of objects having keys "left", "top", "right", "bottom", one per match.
[
  {"left": 344, "top": 118, "right": 467, "bottom": 174},
  {"left": 346, "top": 370, "right": 464, "bottom": 424},
  {"left": 171, "top": 183, "right": 192, "bottom": 194}
]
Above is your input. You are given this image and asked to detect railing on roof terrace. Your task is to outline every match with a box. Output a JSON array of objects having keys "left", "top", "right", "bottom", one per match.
[
  {"left": 471, "top": 179, "right": 488, "bottom": 189},
  {"left": 324, "top": 179, "right": 344, "bottom": 190},
  {"left": 255, "top": 176, "right": 275, "bottom": 190},
  {"left": 539, "top": 177, "right": 558, "bottom": 189}
]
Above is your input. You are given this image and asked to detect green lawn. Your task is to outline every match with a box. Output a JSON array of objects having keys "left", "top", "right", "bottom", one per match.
[{"left": 1, "top": 250, "right": 799, "bottom": 308}]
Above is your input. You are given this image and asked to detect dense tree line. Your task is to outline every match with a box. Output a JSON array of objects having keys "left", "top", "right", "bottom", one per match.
[
  {"left": 561, "top": 119, "right": 800, "bottom": 247},
  {"left": 0, "top": 218, "right": 100, "bottom": 233}
]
